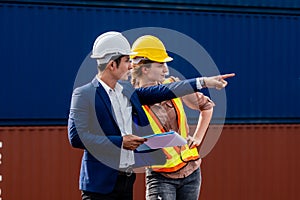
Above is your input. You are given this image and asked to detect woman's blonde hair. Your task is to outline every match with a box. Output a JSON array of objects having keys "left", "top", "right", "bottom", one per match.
[{"left": 131, "top": 60, "right": 153, "bottom": 87}]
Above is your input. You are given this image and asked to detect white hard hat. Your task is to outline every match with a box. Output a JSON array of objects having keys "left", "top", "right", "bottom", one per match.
[{"left": 91, "top": 31, "right": 136, "bottom": 64}]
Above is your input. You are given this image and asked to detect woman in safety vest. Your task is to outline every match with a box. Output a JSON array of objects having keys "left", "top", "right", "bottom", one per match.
[{"left": 130, "top": 35, "right": 215, "bottom": 200}]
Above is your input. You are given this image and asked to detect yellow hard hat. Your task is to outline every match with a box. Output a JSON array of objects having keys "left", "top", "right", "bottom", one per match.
[{"left": 131, "top": 35, "right": 173, "bottom": 63}]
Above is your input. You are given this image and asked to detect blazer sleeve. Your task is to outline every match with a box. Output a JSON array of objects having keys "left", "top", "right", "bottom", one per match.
[
  {"left": 136, "top": 78, "right": 199, "bottom": 105},
  {"left": 68, "top": 85, "right": 122, "bottom": 151}
]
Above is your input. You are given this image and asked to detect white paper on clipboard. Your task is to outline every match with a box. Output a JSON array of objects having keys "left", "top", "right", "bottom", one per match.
[{"left": 136, "top": 131, "right": 187, "bottom": 151}]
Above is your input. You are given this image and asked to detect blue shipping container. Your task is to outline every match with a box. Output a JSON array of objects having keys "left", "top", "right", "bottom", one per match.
[{"left": 0, "top": 2, "right": 299, "bottom": 125}]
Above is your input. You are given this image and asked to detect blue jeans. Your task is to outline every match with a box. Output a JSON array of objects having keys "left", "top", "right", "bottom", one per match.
[{"left": 146, "top": 167, "right": 201, "bottom": 200}]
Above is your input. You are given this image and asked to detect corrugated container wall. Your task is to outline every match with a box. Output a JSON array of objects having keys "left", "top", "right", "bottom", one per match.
[
  {"left": 1, "top": 125, "right": 300, "bottom": 200},
  {"left": 1, "top": 1, "right": 300, "bottom": 200},
  {"left": 14, "top": 0, "right": 300, "bottom": 9},
  {"left": 0, "top": 2, "right": 299, "bottom": 125},
  {"left": 154, "top": 0, "right": 300, "bottom": 8}
]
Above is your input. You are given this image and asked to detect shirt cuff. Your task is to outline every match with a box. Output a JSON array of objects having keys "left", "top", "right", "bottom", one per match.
[{"left": 196, "top": 77, "right": 206, "bottom": 90}]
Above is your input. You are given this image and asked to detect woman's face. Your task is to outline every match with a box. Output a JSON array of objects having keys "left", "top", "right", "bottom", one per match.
[{"left": 144, "top": 62, "right": 168, "bottom": 83}]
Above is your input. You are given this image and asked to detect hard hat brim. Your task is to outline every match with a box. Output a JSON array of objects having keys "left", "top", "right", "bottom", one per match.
[
  {"left": 91, "top": 51, "right": 137, "bottom": 59},
  {"left": 163, "top": 56, "right": 173, "bottom": 62}
]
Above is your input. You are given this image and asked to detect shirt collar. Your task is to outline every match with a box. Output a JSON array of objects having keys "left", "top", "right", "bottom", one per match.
[{"left": 96, "top": 75, "right": 123, "bottom": 94}]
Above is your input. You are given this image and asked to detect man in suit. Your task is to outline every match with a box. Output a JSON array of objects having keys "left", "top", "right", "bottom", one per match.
[{"left": 68, "top": 31, "right": 234, "bottom": 200}]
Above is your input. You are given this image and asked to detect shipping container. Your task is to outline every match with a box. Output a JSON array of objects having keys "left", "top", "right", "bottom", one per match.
[
  {"left": 0, "top": 124, "right": 299, "bottom": 199},
  {"left": 0, "top": 126, "right": 82, "bottom": 200},
  {"left": 198, "top": 124, "right": 300, "bottom": 200},
  {"left": 11, "top": 0, "right": 300, "bottom": 10},
  {"left": 1, "top": 1, "right": 299, "bottom": 200},
  {"left": 0, "top": 2, "right": 299, "bottom": 125}
]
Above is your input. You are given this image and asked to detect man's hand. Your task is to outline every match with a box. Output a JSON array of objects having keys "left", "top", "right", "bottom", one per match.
[
  {"left": 204, "top": 73, "right": 235, "bottom": 90},
  {"left": 122, "top": 135, "right": 147, "bottom": 150}
]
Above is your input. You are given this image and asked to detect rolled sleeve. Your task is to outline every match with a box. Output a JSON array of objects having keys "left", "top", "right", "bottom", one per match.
[{"left": 182, "top": 92, "right": 215, "bottom": 111}]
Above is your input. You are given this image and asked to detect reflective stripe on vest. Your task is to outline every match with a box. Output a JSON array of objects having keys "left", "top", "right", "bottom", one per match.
[{"left": 142, "top": 78, "right": 199, "bottom": 173}]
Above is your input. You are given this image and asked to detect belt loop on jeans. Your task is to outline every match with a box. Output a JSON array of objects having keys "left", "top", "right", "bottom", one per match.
[{"left": 119, "top": 166, "right": 134, "bottom": 177}]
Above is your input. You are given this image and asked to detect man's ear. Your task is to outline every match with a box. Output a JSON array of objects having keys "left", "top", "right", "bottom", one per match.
[{"left": 108, "top": 60, "right": 116, "bottom": 70}]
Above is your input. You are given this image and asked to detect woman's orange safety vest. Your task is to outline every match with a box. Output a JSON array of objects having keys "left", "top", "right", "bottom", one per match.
[{"left": 142, "top": 78, "right": 200, "bottom": 173}]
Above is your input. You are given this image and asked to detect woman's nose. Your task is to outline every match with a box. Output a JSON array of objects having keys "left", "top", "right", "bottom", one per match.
[{"left": 163, "top": 63, "right": 169, "bottom": 73}]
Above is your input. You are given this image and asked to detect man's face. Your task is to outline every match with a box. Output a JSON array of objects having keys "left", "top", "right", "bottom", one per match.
[{"left": 114, "top": 55, "right": 132, "bottom": 80}]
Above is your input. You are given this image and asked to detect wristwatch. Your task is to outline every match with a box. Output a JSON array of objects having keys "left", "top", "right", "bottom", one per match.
[{"left": 199, "top": 77, "right": 206, "bottom": 88}]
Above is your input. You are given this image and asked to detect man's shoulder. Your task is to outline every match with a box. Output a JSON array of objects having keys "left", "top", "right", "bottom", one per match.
[
  {"left": 118, "top": 80, "right": 135, "bottom": 92},
  {"left": 73, "top": 81, "right": 96, "bottom": 94}
]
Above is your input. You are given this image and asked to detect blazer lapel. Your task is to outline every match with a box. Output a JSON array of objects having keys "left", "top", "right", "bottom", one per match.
[{"left": 93, "top": 78, "right": 118, "bottom": 126}]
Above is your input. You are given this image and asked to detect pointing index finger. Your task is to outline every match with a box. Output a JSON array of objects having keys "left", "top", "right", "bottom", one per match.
[{"left": 220, "top": 73, "right": 235, "bottom": 79}]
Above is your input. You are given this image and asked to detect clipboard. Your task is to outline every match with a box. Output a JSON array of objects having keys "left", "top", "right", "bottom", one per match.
[{"left": 136, "top": 131, "right": 187, "bottom": 151}]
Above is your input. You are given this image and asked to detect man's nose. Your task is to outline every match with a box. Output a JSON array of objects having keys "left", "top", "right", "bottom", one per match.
[{"left": 128, "top": 62, "right": 133, "bottom": 70}]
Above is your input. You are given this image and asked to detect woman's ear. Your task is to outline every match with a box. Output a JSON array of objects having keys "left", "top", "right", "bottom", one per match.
[{"left": 141, "top": 66, "right": 149, "bottom": 74}]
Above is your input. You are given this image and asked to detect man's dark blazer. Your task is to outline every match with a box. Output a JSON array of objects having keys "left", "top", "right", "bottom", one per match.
[{"left": 68, "top": 77, "right": 199, "bottom": 194}]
